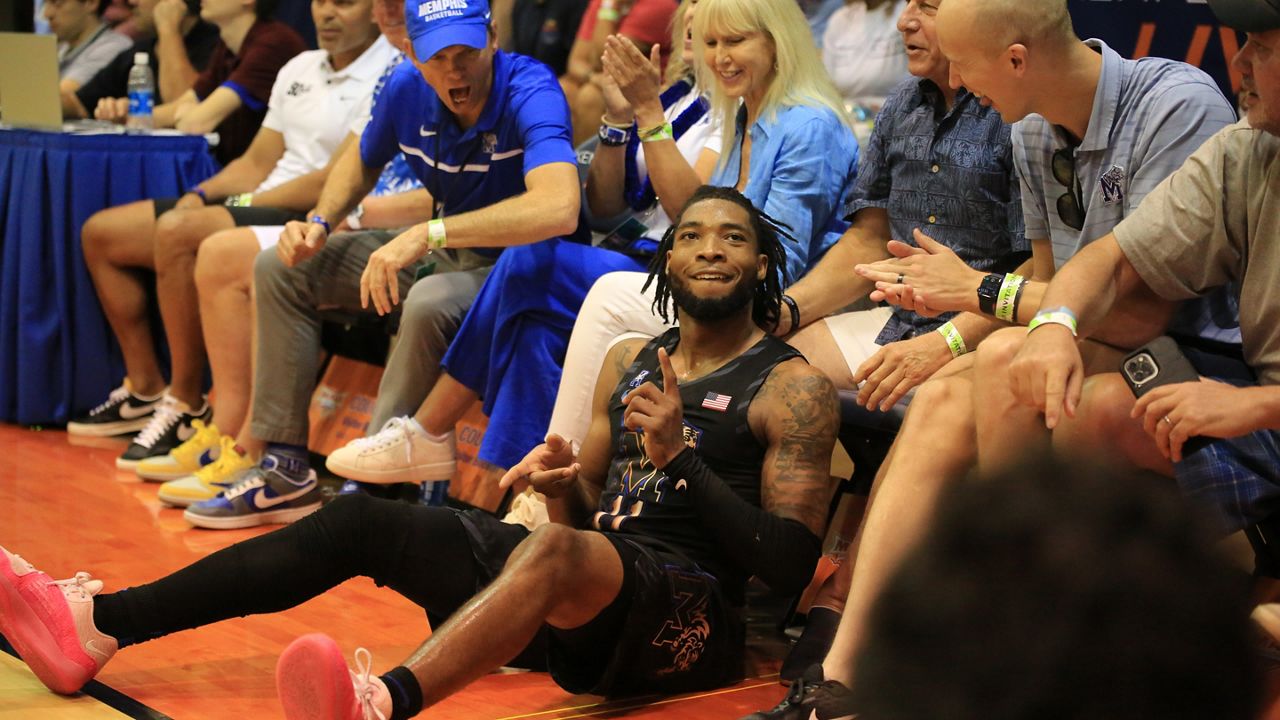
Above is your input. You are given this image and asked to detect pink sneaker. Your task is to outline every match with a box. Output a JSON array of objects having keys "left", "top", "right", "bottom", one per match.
[
  {"left": 277, "top": 633, "right": 391, "bottom": 720},
  {"left": 0, "top": 546, "right": 117, "bottom": 694}
]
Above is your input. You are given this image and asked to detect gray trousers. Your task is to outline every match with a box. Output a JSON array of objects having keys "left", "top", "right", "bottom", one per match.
[{"left": 252, "top": 229, "right": 494, "bottom": 446}]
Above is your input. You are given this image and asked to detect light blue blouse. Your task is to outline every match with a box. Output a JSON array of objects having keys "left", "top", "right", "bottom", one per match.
[{"left": 711, "top": 103, "right": 859, "bottom": 283}]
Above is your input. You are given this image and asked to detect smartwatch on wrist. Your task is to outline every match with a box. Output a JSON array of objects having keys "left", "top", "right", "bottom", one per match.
[{"left": 976, "top": 273, "right": 1003, "bottom": 315}]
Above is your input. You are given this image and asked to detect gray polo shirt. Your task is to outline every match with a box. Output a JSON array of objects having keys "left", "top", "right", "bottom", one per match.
[
  {"left": 58, "top": 25, "right": 132, "bottom": 87},
  {"left": 1013, "top": 38, "right": 1240, "bottom": 342}
]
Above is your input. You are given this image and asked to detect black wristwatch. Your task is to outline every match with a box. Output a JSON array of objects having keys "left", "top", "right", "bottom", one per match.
[{"left": 976, "top": 273, "right": 1003, "bottom": 316}]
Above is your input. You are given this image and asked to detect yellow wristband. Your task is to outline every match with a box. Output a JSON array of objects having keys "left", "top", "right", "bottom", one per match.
[
  {"left": 427, "top": 218, "right": 447, "bottom": 250},
  {"left": 597, "top": 6, "right": 620, "bottom": 21},
  {"left": 639, "top": 122, "right": 674, "bottom": 143},
  {"left": 994, "top": 273, "right": 1024, "bottom": 322},
  {"left": 936, "top": 320, "right": 968, "bottom": 358}
]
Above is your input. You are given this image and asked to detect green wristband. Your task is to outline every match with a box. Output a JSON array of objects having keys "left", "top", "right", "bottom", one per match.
[
  {"left": 639, "top": 122, "right": 674, "bottom": 143},
  {"left": 995, "top": 273, "right": 1024, "bottom": 322},
  {"left": 426, "top": 218, "right": 447, "bottom": 250},
  {"left": 936, "top": 320, "right": 968, "bottom": 358},
  {"left": 1027, "top": 307, "right": 1078, "bottom": 336}
]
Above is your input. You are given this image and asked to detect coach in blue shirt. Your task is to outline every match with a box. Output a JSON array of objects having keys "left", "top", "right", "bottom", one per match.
[{"left": 245, "top": 0, "right": 589, "bottom": 507}]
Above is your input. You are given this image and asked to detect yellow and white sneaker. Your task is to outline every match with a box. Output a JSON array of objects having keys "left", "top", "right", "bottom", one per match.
[
  {"left": 157, "top": 437, "right": 257, "bottom": 507},
  {"left": 136, "top": 419, "right": 222, "bottom": 482}
]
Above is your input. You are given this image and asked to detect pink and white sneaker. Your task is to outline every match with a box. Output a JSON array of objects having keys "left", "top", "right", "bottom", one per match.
[
  {"left": 277, "top": 633, "right": 392, "bottom": 720},
  {"left": 0, "top": 546, "right": 117, "bottom": 694}
]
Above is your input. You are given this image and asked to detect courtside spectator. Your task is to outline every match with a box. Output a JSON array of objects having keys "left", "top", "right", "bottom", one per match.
[
  {"left": 70, "top": 0, "right": 392, "bottom": 483},
  {"left": 46, "top": 0, "right": 132, "bottom": 96},
  {"left": 93, "top": 0, "right": 306, "bottom": 165},
  {"left": 749, "top": 0, "right": 1240, "bottom": 716},
  {"left": 149, "top": 0, "right": 427, "bottom": 508},
  {"left": 561, "top": 0, "right": 677, "bottom": 144},
  {"left": 63, "top": 0, "right": 219, "bottom": 119},
  {"left": 208, "top": 0, "right": 583, "bottom": 529},
  {"left": 1007, "top": 0, "right": 1280, "bottom": 538}
]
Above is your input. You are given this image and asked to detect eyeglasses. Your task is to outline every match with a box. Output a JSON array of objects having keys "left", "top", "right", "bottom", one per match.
[{"left": 1051, "top": 146, "right": 1084, "bottom": 231}]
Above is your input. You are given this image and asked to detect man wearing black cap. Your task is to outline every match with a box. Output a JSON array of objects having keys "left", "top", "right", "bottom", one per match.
[{"left": 1010, "top": 0, "right": 1280, "bottom": 536}]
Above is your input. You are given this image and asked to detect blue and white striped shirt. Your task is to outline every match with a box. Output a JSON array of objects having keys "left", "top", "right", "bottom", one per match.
[{"left": 1014, "top": 39, "right": 1240, "bottom": 342}]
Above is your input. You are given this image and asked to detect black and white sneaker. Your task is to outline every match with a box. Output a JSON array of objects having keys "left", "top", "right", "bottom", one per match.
[
  {"left": 115, "top": 395, "right": 212, "bottom": 471},
  {"left": 66, "top": 382, "right": 167, "bottom": 437}
]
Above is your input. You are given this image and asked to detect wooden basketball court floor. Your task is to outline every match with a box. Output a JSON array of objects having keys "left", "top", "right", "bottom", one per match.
[{"left": 0, "top": 423, "right": 795, "bottom": 719}]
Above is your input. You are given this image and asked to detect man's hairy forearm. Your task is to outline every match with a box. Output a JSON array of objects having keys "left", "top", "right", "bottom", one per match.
[{"left": 314, "top": 147, "right": 381, "bottom": 223}]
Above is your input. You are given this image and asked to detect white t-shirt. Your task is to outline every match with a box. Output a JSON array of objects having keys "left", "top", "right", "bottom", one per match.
[
  {"left": 255, "top": 35, "right": 398, "bottom": 193},
  {"left": 822, "top": 1, "right": 909, "bottom": 110}
]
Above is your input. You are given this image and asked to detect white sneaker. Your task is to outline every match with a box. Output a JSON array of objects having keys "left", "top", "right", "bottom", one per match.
[
  {"left": 502, "top": 489, "right": 550, "bottom": 530},
  {"left": 324, "top": 417, "right": 455, "bottom": 484}
]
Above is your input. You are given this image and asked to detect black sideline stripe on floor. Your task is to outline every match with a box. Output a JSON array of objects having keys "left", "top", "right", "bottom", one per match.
[{"left": 0, "top": 634, "right": 172, "bottom": 719}]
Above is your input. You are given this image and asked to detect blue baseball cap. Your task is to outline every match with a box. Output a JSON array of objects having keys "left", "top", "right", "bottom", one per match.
[{"left": 406, "top": 0, "right": 491, "bottom": 61}]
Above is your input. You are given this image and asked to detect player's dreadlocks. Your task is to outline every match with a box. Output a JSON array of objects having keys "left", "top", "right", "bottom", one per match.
[{"left": 642, "top": 185, "right": 791, "bottom": 330}]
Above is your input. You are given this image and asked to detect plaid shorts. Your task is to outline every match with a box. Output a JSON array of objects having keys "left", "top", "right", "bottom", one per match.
[{"left": 1174, "top": 380, "right": 1280, "bottom": 536}]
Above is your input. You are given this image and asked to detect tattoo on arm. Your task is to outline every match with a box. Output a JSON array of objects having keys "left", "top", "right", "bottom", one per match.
[{"left": 759, "top": 366, "right": 840, "bottom": 536}]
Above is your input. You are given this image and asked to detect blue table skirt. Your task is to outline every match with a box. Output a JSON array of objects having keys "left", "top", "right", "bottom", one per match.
[{"left": 0, "top": 129, "right": 219, "bottom": 424}]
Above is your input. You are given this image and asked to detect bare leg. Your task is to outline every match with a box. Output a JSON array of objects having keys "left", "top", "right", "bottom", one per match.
[
  {"left": 414, "top": 373, "right": 480, "bottom": 436},
  {"left": 971, "top": 328, "right": 1051, "bottom": 473},
  {"left": 403, "top": 525, "right": 623, "bottom": 707},
  {"left": 194, "top": 228, "right": 261, "bottom": 436},
  {"left": 822, "top": 372, "right": 978, "bottom": 687},
  {"left": 152, "top": 206, "right": 235, "bottom": 408},
  {"left": 80, "top": 201, "right": 166, "bottom": 395},
  {"left": 787, "top": 321, "right": 858, "bottom": 390},
  {"left": 973, "top": 328, "right": 1130, "bottom": 474},
  {"left": 1053, "top": 372, "right": 1173, "bottom": 476}
]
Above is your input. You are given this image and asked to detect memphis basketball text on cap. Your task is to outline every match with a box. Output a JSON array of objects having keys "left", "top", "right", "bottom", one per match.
[{"left": 406, "top": 0, "right": 491, "bottom": 59}]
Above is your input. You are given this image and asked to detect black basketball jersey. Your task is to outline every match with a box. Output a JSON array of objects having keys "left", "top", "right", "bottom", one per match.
[{"left": 597, "top": 328, "right": 803, "bottom": 599}]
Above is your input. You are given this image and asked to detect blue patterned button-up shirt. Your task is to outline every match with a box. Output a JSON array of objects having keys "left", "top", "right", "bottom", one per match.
[{"left": 845, "top": 77, "right": 1028, "bottom": 344}]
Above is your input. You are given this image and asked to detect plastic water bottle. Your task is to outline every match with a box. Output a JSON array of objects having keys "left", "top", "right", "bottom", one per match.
[{"left": 126, "top": 52, "right": 155, "bottom": 130}]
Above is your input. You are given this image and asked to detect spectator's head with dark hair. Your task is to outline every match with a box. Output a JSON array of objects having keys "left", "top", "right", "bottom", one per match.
[
  {"left": 849, "top": 455, "right": 1259, "bottom": 720},
  {"left": 644, "top": 185, "right": 787, "bottom": 331},
  {"left": 43, "top": 0, "right": 108, "bottom": 42}
]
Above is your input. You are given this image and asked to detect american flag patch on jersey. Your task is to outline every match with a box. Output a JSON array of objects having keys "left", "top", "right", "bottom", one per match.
[{"left": 701, "top": 392, "right": 732, "bottom": 412}]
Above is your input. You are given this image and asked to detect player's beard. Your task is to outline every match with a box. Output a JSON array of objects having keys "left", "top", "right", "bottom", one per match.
[{"left": 668, "top": 271, "right": 757, "bottom": 322}]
